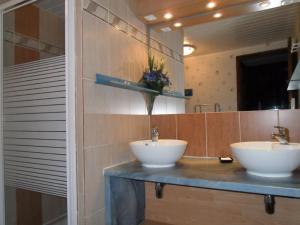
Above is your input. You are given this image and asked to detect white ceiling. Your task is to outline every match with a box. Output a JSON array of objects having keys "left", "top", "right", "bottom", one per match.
[
  {"left": 35, "top": 0, "right": 65, "bottom": 18},
  {"left": 184, "top": 3, "right": 300, "bottom": 56}
]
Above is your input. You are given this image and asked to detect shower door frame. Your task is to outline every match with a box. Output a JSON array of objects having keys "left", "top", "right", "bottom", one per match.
[{"left": 0, "top": 0, "right": 78, "bottom": 225}]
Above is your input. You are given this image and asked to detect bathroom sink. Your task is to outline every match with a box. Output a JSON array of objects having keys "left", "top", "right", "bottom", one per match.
[
  {"left": 231, "top": 142, "right": 300, "bottom": 177},
  {"left": 129, "top": 139, "right": 187, "bottom": 168}
]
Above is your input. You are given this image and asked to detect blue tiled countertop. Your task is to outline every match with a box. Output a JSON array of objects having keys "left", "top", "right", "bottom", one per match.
[{"left": 104, "top": 158, "right": 300, "bottom": 198}]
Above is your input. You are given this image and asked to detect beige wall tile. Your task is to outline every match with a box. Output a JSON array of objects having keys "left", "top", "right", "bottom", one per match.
[
  {"left": 83, "top": 12, "right": 111, "bottom": 79},
  {"left": 84, "top": 113, "right": 98, "bottom": 148},
  {"left": 84, "top": 80, "right": 109, "bottom": 114},
  {"left": 129, "top": 115, "right": 150, "bottom": 141},
  {"left": 240, "top": 110, "right": 278, "bottom": 141},
  {"left": 84, "top": 146, "right": 111, "bottom": 216},
  {"left": 109, "top": 0, "right": 128, "bottom": 20},
  {"left": 85, "top": 208, "right": 105, "bottom": 225},
  {"left": 111, "top": 142, "right": 131, "bottom": 165}
]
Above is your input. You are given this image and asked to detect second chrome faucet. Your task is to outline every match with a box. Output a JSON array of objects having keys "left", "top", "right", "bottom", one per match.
[{"left": 272, "top": 126, "right": 289, "bottom": 145}]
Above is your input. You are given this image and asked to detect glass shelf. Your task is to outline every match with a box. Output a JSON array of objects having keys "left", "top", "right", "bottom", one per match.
[{"left": 96, "top": 73, "right": 189, "bottom": 99}]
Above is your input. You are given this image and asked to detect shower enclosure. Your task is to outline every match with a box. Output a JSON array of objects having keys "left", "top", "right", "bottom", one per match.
[{"left": 0, "top": 0, "right": 74, "bottom": 224}]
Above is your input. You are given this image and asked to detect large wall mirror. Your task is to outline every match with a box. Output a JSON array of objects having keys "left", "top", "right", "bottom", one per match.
[{"left": 139, "top": 0, "right": 300, "bottom": 113}]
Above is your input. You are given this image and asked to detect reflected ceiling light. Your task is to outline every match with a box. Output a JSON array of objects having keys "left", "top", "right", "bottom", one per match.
[
  {"left": 164, "top": 12, "right": 173, "bottom": 19},
  {"left": 206, "top": 1, "right": 217, "bottom": 9},
  {"left": 213, "top": 12, "right": 222, "bottom": 18},
  {"left": 281, "top": 0, "right": 294, "bottom": 5},
  {"left": 174, "top": 22, "right": 182, "bottom": 27},
  {"left": 259, "top": 0, "right": 271, "bottom": 8},
  {"left": 183, "top": 44, "right": 196, "bottom": 56},
  {"left": 144, "top": 14, "right": 157, "bottom": 21},
  {"left": 160, "top": 27, "right": 172, "bottom": 32}
]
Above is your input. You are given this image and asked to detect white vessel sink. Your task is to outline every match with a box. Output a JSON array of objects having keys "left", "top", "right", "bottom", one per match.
[
  {"left": 231, "top": 142, "right": 300, "bottom": 177},
  {"left": 130, "top": 139, "right": 187, "bottom": 168}
]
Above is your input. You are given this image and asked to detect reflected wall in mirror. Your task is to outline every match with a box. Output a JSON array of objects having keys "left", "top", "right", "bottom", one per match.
[{"left": 183, "top": 3, "right": 300, "bottom": 112}]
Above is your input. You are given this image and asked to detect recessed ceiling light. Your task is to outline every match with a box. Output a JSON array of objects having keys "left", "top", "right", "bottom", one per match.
[
  {"left": 206, "top": 1, "right": 217, "bottom": 9},
  {"left": 164, "top": 13, "right": 173, "bottom": 20},
  {"left": 183, "top": 44, "right": 196, "bottom": 56},
  {"left": 213, "top": 12, "right": 222, "bottom": 18},
  {"left": 144, "top": 14, "right": 157, "bottom": 21},
  {"left": 174, "top": 22, "right": 182, "bottom": 27},
  {"left": 259, "top": 0, "right": 270, "bottom": 8},
  {"left": 281, "top": 0, "right": 294, "bottom": 5},
  {"left": 160, "top": 27, "right": 172, "bottom": 32}
]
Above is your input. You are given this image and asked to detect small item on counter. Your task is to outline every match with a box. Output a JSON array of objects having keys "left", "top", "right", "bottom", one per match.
[{"left": 219, "top": 157, "right": 233, "bottom": 163}]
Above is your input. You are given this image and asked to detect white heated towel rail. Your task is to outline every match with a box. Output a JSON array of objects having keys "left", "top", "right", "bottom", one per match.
[{"left": 3, "top": 55, "right": 66, "bottom": 197}]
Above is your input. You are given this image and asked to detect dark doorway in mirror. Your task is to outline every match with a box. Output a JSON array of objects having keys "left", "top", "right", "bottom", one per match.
[{"left": 236, "top": 48, "right": 297, "bottom": 111}]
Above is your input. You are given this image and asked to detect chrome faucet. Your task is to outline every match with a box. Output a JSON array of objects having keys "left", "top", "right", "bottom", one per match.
[
  {"left": 151, "top": 127, "right": 159, "bottom": 142},
  {"left": 214, "top": 103, "right": 221, "bottom": 112},
  {"left": 194, "top": 104, "right": 208, "bottom": 112},
  {"left": 272, "top": 126, "right": 289, "bottom": 145}
]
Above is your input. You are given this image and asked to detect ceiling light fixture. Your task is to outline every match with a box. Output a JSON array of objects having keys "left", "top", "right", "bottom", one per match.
[
  {"left": 213, "top": 12, "right": 222, "bottom": 18},
  {"left": 164, "top": 12, "right": 173, "bottom": 20},
  {"left": 281, "top": 0, "right": 294, "bottom": 5},
  {"left": 183, "top": 44, "right": 196, "bottom": 56},
  {"left": 144, "top": 14, "right": 157, "bottom": 21},
  {"left": 206, "top": 1, "right": 217, "bottom": 9},
  {"left": 174, "top": 22, "right": 182, "bottom": 27},
  {"left": 259, "top": 0, "right": 271, "bottom": 8},
  {"left": 160, "top": 27, "right": 172, "bottom": 32}
]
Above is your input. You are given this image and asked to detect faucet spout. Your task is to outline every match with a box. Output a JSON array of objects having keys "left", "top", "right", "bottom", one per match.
[
  {"left": 151, "top": 127, "right": 159, "bottom": 142},
  {"left": 272, "top": 126, "right": 289, "bottom": 145}
]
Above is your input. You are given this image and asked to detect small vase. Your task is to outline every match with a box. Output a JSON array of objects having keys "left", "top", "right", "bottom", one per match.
[{"left": 145, "top": 94, "right": 157, "bottom": 115}]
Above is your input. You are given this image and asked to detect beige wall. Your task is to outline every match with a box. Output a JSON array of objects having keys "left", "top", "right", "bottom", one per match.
[
  {"left": 77, "top": 0, "right": 185, "bottom": 224},
  {"left": 184, "top": 40, "right": 287, "bottom": 113}
]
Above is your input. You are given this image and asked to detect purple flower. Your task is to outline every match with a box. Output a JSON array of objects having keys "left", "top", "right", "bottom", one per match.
[{"left": 140, "top": 55, "right": 172, "bottom": 93}]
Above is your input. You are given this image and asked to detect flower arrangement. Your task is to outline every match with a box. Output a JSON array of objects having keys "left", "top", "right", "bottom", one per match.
[
  {"left": 140, "top": 54, "right": 171, "bottom": 94},
  {"left": 140, "top": 54, "right": 172, "bottom": 115}
]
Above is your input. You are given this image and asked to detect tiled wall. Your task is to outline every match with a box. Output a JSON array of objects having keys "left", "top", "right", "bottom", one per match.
[
  {"left": 82, "top": 0, "right": 185, "bottom": 116},
  {"left": 77, "top": 0, "right": 186, "bottom": 225},
  {"left": 184, "top": 40, "right": 287, "bottom": 112},
  {"left": 145, "top": 183, "right": 300, "bottom": 225},
  {"left": 3, "top": 5, "right": 65, "bottom": 67},
  {"left": 151, "top": 109, "right": 300, "bottom": 157},
  {"left": 148, "top": 109, "right": 300, "bottom": 225}
]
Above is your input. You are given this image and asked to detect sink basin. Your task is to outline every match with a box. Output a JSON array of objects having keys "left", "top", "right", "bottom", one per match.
[
  {"left": 129, "top": 139, "right": 187, "bottom": 168},
  {"left": 231, "top": 142, "right": 300, "bottom": 177}
]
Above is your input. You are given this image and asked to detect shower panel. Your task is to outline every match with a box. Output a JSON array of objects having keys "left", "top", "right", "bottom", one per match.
[{"left": 3, "top": 55, "right": 67, "bottom": 198}]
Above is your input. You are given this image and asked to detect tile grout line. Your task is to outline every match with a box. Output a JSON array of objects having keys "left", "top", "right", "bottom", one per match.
[
  {"left": 175, "top": 114, "right": 178, "bottom": 139},
  {"left": 277, "top": 110, "right": 280, "bottom": 126},
  {"left": 238, "top": 111, "right": 242, "bottom": 142},
  {"left": 80, "top": 10, "right": 87, "bottom": 222},
  {"left": 204, "top": 112, "right": 208, "bottom": 157}
]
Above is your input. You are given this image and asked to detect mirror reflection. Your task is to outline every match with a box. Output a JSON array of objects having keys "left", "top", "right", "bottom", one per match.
[
  {"left": 183, "top": 3, "right": 300, "bottom": 112},
  {"left": 158, "top": 2, "right": 300, "bottom": 112}
]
